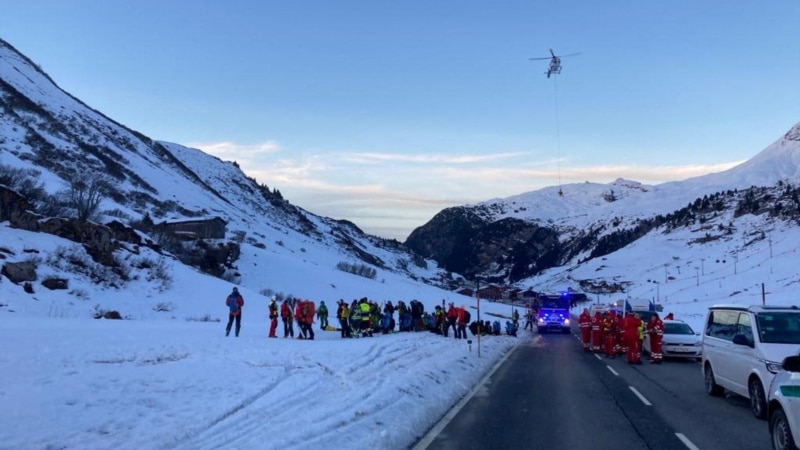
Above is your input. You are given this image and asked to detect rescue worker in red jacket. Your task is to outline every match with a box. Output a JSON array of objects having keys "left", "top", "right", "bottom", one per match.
[
  {"left": 647, "top": 313, "right": 664, "bottom": 364},
  {"left": 590, "top": 311, "right": 603, "bottom": 353},
  {"left": 578, "top": 308, "right": 592, "bottom": 351},
  {"left": 280, "top": 298, "right": 294, "bottom": 338},
  {"left": 616, "top": 310, "right": 627, "bottom": 356},
  {"left": 456, "top": 306, "right": 468, "bottom": 339},
  {"left": 268, "top": 296, "right": 279, "bottom": 338},
  {"left": 296, "top": 299, "right": 315, "bottom": 340},
  {"left": 602, "top": 312, "right": 617, "bottom": 358},
  {"left": 624, "top": 311, "right": 643, "bottom": 364},
  {"left": 445, "top": 302, "right": 459, "bottom": 338},
  {"left": 225, "top": 287, "right": 244, "bottom": 337}
]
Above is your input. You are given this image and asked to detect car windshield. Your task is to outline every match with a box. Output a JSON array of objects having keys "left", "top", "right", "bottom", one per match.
[
  {"left": 756, "top": 312, "right": 800, "bottom": 344},
  {"left": 664, "top": 322, "right": 695, "bottom": 335},
  {"left": 540, "top": 297, "right": 569, "bottom": 309}
]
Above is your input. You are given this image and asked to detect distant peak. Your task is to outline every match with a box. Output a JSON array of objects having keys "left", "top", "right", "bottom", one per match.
[{"left": 785, "top": 121, "right": 800, "bottom": 143}]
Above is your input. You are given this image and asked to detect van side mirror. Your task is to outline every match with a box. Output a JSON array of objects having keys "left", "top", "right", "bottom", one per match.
[
  {"left": 733, "top": 334, "right": 754, "bottom": 348},
  {"left": 783, "top": 355, "right": 800, "bottom": 373}
]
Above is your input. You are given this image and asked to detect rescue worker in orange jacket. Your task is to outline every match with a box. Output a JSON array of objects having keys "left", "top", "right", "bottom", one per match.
[
  {"left": 624, "top": 311, "right": 643, "bottom": 364},
  {"left": 578, "top": 308, "right": 592, "bottom": 351},
  {"left": 647, "top": 313, "right": 664, "bottom": 364},
  {"left": 602, "top": 312, "right": 617, "bottom": 358},
  {"left": 591, "top": 311, "right": 603, "bottom": 353}
]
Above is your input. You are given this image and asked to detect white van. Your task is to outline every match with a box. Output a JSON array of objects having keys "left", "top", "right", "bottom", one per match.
[{"left": 702, "top": 304, "right": 800, "bottom": 419}]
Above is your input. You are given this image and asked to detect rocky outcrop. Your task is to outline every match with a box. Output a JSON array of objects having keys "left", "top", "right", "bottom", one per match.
[
  {"left": 1, "top": 261, "right": 37, "bottom": 283},
  {"left": 42, "top": 277, "right": 69, "bottom": 290},
  {"left": 39, "top": 217, "right": 117, "bottom": 266},
  {"left": 0, "top": 185, "right": 37, "bottom": 228},
  {"left": 405, "top": 207, "right": 566, "bottom": 282}
]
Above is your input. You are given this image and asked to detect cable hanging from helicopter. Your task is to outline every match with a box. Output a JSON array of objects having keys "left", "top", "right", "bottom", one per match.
[{"left": 529, "top": 49, "right": 580, "bottom": 196}]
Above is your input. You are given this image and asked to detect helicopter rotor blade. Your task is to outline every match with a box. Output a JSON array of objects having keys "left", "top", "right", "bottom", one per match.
[
  {"left": 529, "top": 56, "right": 551, "bottom": 60},
  {"left": 558, "top": 52, "right": 581, "bottom": 58},
  {"left": 549, "top": 48, "right": 556, "bottom": 57}
]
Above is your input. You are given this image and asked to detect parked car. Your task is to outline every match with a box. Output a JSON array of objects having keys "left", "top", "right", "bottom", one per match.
[
  {"left": 768, "top": 354, "right": 800, "bottom": 450},
  {"left": 643, "top": 319, "right": 702, "bottom": 361},
  {"left": 702, "top": 304, "right": 800, "bottom": 420}
]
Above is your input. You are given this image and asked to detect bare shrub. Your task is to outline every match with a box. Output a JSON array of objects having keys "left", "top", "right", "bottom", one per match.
[
  {"left": 336, "top": 261, "right": 377, "bottom": 280},
  {"left": 153, "top": 302, "right": 173, "bottom": 312},
  {"left": 186, "top": 314, "right": 220, "bottom": 322},
  {"left": 60, "top": 174, "right": 112, "bottom": 223}
]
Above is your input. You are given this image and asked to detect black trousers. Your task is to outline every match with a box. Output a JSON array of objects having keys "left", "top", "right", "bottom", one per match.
[
  {"left": 226, "top": 313, "right": 241, "bottom": 336},
  {"left": 282, "top": 318, "right": 294, "bottom": 337}
]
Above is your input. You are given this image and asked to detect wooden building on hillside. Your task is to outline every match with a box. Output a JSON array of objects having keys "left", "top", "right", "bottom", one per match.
[{"left": 159, "top": 217, "right": 226, "bottom": 239}]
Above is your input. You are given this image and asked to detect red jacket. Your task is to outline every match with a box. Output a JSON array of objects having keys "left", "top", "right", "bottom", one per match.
[
  {"left": 624, "top": 315, "right": 642, "bottom": 337},
  {"left": 226, "top": 293, "right": 244, "bottom": 316},
  {"left": 456, "top": 307, "right": 468, "bottom": 326},
  {"left": 447, "top": 305, "right": 459, "bottom": 320},
  {"left": 281, "top": 301, "right": 293, "bottom": 320},
  {"left": 648, "top": 318, "right": 664, "bottom": 337},
  {"left": 578, "top": 311, "right": 591, "bottom": 329}
]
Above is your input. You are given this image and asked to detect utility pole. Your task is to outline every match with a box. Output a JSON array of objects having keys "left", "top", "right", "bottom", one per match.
[
  {"left": 769, "top": 233, "right": 773, "bottom": 258},
  {"left": 701, "top": 258, "right": 705, "bottom": 276},
  {"left": 476, "top": 278, "right": 481, "bottom": 358},
  {"left": 695, "top": 267, "right": 699, "bottom": 286}
]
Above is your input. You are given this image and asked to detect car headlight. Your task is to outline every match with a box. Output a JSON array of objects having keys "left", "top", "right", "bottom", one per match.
[
  {"left": 564, "top": 318, "right": 570, "bottom": 325},
  {"left": 765, "top": 360, "right": 783, "bottom": 374}
]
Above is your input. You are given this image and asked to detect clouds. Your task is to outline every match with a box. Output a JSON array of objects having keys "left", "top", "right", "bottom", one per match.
[
  {"left": 193, "top": 140, "right": 745, "bottom": 240},
  {"left": 188, "top": 141, "right": 280, "bottom": 165}
]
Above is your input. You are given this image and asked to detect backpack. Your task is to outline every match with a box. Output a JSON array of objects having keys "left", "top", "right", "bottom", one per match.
[
  {"left": 227, "top": 294, "right": 240, "bottom": 313},
  {"left": 464, "top": 309, "right": 471, "bottom": 323}
]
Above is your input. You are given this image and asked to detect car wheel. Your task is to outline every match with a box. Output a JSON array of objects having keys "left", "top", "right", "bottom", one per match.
[
  {"left": 704, "top": 364, "right": 723, "bottom": 397},
  {"left": 771, "top": 408, "right": 799, "bottom": 450},
  {"left": 749, "top": 378, "right": 767, "bottom": 420}
]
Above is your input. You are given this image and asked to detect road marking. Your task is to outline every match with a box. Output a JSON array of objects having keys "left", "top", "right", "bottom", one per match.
[
  {"left": 628, "top": 386, "right": 652, "bottom": 406},
  {"left": 606, "top": 366, "right": 619, "bottom": 376},
  {"left": 675, "top": 432, "right": 701, "bottom": 450},
  {"left": 411, "top": 342, "right": 516, "bottom": 450},
  {"left": 594, "top": 353, "right": 603, "bottom": 361}
]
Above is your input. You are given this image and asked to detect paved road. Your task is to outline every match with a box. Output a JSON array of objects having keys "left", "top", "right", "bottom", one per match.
[{"left": 416, "top": 330, "right": 768, "bottom": 450}]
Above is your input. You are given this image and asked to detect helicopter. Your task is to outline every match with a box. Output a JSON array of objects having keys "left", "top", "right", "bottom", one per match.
[{"left": 529, "top": 49, "right": 580, "bottom": 78}]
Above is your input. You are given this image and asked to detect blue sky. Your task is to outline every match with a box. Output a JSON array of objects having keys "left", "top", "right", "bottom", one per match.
[{"left": 2, "top": 1, "right": 799, "bottom": 240}]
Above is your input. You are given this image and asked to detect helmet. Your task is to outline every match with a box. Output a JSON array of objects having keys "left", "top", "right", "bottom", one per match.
[{"left": 233, "top": 287, "right": 239, "bottom": 292}]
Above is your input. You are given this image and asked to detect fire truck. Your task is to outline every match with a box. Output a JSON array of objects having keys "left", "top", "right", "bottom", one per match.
[{"left": 536, "top": 293, "right": 571, "bottom": 334}]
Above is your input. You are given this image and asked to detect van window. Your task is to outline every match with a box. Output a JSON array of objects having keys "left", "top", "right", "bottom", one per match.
[
  {"left": 706, "top": 310, "right": 739, "bottom": 341},
  {"left": 756, "top": 312, "right": 800, "bottom": 344},
  {"left": 737, "top": 313, "right": 754, "bottom": 342}
]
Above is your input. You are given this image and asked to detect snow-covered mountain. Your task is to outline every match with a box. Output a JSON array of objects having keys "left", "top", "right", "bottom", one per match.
[
  {"left": 0, "top": 38, "right": 457, "bottom": 320},
  {"left": 406, "top": 121, "right": 800, "bottom": 290}
]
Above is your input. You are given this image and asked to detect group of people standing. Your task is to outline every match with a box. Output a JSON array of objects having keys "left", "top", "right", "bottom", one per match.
[
  {"left": 270, "top": 296, "right": 329, "bottom": 340},
  {"left": 335, "top": 297, "right": 397, "bottom": 338},
  {"left": 224, "top": 287, "right": 330, "bottom": 340},
  {"left": 577, "top": 308, "right": 665, "bottom": 364},
  {"left": 224, "top": 287, "right": 524, "bottom": 343}
]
